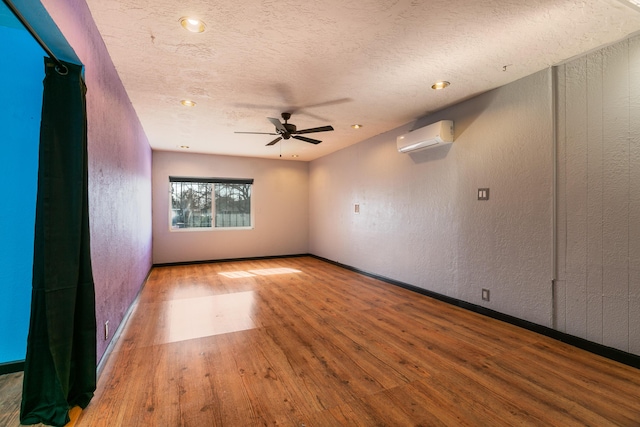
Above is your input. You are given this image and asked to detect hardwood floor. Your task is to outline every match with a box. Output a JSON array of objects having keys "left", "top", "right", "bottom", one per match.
[
  {"left": 4, "top": 256, "right": 640, "bottom": 425},
  {"left": 0, "top": 372, "right": 22, "bottom": 426},
  {"left": 0, "top": 372, "right": 80, "bottom": 427}
]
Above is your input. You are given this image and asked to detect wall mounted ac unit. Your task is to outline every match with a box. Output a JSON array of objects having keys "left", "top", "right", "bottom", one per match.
[{"left": 396, "top": 120, "right": 454, "bottom": 153}]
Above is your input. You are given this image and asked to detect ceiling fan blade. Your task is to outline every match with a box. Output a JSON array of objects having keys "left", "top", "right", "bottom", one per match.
[
  {"left": 293, "top": 135, "right": 322, "bottom": 145},
  {"left": 233, "top": 102, "right": 278, "bottom": 110},
  {"left": 295, "top": 111, "right": 330, "bottom": 122},
  {"left": 292, "top": 97, "right": 353, "bottom": 121},
  {"left": 299, "top": 97, "right": 352, "bottom": 110},
  {"left": 267, "top": 117, "right": 286, "bottom": 133},
  {"left": 266, "top": 137, "right": 282, "bottom": 146},
  {"left": 294, "top": 125, "right": 334, "bottom": 134},
  {"left": 289, "top": 97, "right": 353, "bottom": 114},
  {"left": 235, "top": 131, "right": 278, "bottom": 135}
]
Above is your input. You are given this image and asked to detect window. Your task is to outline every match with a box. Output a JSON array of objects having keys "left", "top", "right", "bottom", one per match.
[{"left": 170, "top": 177, "right": 253, "bottom": 230}]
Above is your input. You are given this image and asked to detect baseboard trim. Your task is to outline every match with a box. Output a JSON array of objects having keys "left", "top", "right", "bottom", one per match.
[
  {"left": 153, "top": 253, "right": 309, "bottom": 268},
  {"left": 0, "top": 269, "right": 155, "bottom": 379},
  {"left": 311, "top": 254, "right": 640, "bottom": 370},
  {"left": 96, "top": 266, "right": 154, "bottom": 378},
  {"left": 0, "top": 360, "right": 24, "bottom": 375},
  {"left": 8, "top": 254, "right": 637, "bottom": 376}
]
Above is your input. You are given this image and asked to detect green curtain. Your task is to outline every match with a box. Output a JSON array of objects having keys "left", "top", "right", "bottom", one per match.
[{"left": 20, "top": 58, "right": 96, "bottom": 426}]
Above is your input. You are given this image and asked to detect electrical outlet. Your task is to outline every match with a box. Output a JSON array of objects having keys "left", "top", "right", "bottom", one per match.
[
  {"left": 478, "top": 188, "right": 490, "bottom": 200},
  {"left": 354, "top": 203, "right": 360, "bottom": 214},
  {"left": 104, "top": 320, "right": 109, "bottom": 340},
  {"left": 481, "top": 289, "right": 490, "bottom": 302}
]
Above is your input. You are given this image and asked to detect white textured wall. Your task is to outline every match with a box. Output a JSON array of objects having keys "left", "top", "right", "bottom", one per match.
[
  {"left": 153, "top": 151, "right": 309, "bottom": 264},
  {"left": 310, "top": 69, "right": 554, "bottom": 327},
  {"left": 556, "top": 34, "right": 640, "bottom": 355}
]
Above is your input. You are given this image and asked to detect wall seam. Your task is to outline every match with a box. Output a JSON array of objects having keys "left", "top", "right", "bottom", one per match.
[
  {"left": 585, "top": 54, "right": 590, "bottom": 336},
  {"left": 552, "top": 65, "right": 558, "bottom": 330},
  {"left": 600, "top": 49, "right": 605, "bottom": 343},
  {"left": 628, "top": 38, "right": 632, "bottom": 351},
  {"left": 563, "top": 64, "right": 568, "bottom": 331}
]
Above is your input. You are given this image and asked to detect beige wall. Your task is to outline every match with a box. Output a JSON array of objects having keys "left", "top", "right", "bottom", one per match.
[
  {"left": 555, "top": 34, "right": 640, "bottom": 354},
  {"left": 151, "top": 34, "right": 640, "bottom": 357},
  {"left": 310, "top": 69, "right": 555, "bottom": 327},
  {"left": 152, "top": 151, "right": 309, "bottom": 264},
  {"left": 308, "top": 33, "right": 640, "bottom": 357}
]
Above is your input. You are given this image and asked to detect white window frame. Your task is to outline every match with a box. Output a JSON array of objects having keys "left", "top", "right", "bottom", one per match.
[{"left": 169, "top": 177, "right": 254, "bottom": 231}]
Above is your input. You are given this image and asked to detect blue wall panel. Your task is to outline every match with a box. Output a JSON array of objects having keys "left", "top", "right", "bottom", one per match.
[{"left": 0, "top": 23, "right": 44, "bottom": 363}]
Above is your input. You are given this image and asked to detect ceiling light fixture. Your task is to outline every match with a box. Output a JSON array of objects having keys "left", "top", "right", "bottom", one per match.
[
  {"left": 180, "top": 99, "right": 196, "bottom": 107},
  {"left": 620, "top": 0, "right": 640, "bottom": 11},
  {"left": 178, "top": 145, "right": 190, "bottom": 149},
  {"left": 179, "top": 17, "right": 206, "bottom": 33},
  {"left": 431, "top": 81, "right": 450, "bottom": 90},
  {"left": 291, "top": 154, "right": 299, "bottom": 158},
  {"left": 351, "top": 124, "right": 363, "bottom": 129}
]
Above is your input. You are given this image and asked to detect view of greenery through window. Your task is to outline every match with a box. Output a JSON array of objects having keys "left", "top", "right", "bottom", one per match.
[{"left": 170, "top": 178, "right": 252, "bottom": 229}]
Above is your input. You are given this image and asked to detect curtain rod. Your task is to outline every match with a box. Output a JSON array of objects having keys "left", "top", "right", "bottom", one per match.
[{"left": 2, "top": 0, "right": 68, "bottom": 74}]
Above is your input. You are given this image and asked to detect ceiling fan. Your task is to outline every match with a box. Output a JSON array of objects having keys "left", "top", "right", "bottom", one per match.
[{"left": 235, "top": 112, "right": 334, "bottom": 146}]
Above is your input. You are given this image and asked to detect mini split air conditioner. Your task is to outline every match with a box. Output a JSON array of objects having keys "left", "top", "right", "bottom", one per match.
[{"left": 396, "top": 120, "right": 454, "bottom": 153}]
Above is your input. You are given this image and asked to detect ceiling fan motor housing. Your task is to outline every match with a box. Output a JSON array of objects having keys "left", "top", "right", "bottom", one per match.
[{"left": 236, "top": 111, "right": 332, "bottom": 145}]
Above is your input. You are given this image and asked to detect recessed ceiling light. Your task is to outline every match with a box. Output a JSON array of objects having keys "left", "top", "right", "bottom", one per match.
[
  {"left": 181, "top": 99, "right": 196, "bottom": 107},
  {"left": 351, "top": 124, "right": 363, "bottom": 129},
  {"left": 178, "top": 145, "right": 190, "bottom": 149},
  {"left": 291, "top": 154, "right": 299, "bottom": 158},
  {"left": 180, "top": 17, "right": 206, "bottom": 33},
  {"left": 431, "top": 81, "right": 450, "bottom": 90},
  {"left": 620, "top": 0, "right": 640, "bottom": 11}
]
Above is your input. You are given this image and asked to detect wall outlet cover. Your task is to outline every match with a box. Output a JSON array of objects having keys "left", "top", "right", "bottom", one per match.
[{"left": 478, "top": 188, "right": 490, "bottom": 200}]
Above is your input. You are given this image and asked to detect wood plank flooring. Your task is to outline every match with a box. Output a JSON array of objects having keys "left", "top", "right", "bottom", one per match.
[
  {"left": 0, "top": 372, "right": 81, "bottom": 427},
  {"left": 3, "top": 256, "right": 640, "bottom": 425},
  {"left": 0, "top": 372, "right": 22, "bottom": 426}
]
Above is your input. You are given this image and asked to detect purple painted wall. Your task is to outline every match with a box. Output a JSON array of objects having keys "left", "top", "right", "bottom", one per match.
[{"left": 39, "top": 0, "right": 153, "bottom": 361}]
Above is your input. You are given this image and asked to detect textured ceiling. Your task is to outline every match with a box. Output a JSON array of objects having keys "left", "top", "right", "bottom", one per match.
[{"left": 85, "top": 0, "right": 640, "bottom": 161}]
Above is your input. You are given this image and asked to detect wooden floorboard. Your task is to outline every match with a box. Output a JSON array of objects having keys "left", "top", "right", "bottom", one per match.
[
  {"left": 2, "top": 256, "right": 640, "bottom": 426},
  {"left": 0, "top": 372, "right": 81, "bottom": 426},
  {"left": 0, "top": 372, "right": 22, "bottom": 426}
]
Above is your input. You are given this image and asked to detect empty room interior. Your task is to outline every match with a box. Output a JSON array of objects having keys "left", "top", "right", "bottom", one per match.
[{"left": 1, "top": 0, "right": 640, "bottom": 425}]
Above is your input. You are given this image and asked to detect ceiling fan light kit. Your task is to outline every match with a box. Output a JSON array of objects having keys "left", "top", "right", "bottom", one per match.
[{"left": 235, "top": 112, "right": 334, "bottom": 147}]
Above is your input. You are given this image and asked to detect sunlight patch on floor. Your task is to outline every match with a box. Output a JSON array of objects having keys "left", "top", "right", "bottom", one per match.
[
  {"left": 163, "top": 291, "right": 256, "bottom": 343},
  {"left": 218, "top": 267, "right": 301, "bottom": 278},
  {"left": 218, "top": 270, "right": 256, "bottom": 278}
]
